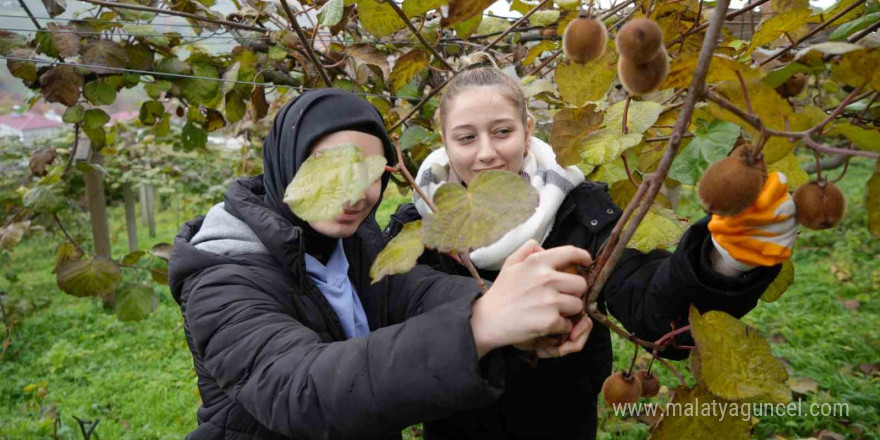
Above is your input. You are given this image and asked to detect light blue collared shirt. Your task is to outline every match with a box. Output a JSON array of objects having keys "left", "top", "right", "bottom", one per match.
[{"left": 304, "top": 239, "right": 370, "bottom": 339}]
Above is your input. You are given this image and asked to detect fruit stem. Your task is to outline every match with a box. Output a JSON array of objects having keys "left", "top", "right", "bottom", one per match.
[
  {"left": 813, "top": 151, "right": 823, "bottom": 181},
  {"left": 627, "top": 338, "right": 640, "bottom": 376},
  {"left": 622, "top": 94, "right": 632, "bottom": 135},
  {"left": 622, "top": 153, "right": 639, "bottom": 188},
  {"left": 735, "top": 70, "right": 753, "bottom": 116},
  {"left": 653, "top": 324, "right": 692, "bottom": 348}
]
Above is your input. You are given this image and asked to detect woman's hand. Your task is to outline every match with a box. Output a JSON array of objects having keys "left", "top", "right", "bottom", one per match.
[{"left": 470, "top": 240, "right": 593, "bottom": 358}]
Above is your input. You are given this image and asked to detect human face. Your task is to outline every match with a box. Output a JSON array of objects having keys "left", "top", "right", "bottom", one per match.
[
  {"left": 307, "top": 130, "right": 385, "bottom": 238},
  {"left": 443, "top": 87, "right": 533, "bottom": 185}
]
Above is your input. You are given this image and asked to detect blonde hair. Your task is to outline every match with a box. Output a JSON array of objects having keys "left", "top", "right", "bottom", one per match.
[{"left": 438, "top": 52, "right": 529, "bottom": 134}]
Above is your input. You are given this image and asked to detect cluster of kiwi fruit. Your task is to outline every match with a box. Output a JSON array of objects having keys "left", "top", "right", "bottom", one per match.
[
  {"left": 616, "top": 18, "right": 668, "bottom": 95},
  {"left": 602, "top": 369, "right": 661, "bottom": 405},
  {"left": 562, "top": 14, "right": 668, "bottom": 95},
  {"left": 697, "top": 142, "right": 846, "bottom": 230}
]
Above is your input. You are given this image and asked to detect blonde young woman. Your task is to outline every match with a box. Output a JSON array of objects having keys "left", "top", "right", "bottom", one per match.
[{"left": 385, "top": 55, "right": 798, "bottom": 440}]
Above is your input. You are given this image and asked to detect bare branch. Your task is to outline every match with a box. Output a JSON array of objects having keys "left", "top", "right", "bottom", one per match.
[
  {"left": 483, "top": 0, "right": 554, "bottom": 51},
  {"left": 586, "top": 0, "right": 733, "bottom": 306},
  {"left": 16, "top": 0, "right": 41, "bottom": 30},
  {"left": 666, "top": 0, "right": 770, "bottom": 48},
  {"left": 384, "top": 0, "right": 456, "bottom": 72},
  {"left": 759, "top": 0, "right": 864, "bottom": 66},
  {"left": 279, "top": 0, "right": 332, "bottom": 87},
  {"left": 79, "top": 0, "right": 267, "bottom": 33}
]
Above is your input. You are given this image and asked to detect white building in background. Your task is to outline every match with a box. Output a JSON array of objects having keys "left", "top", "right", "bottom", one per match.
[{"left": 0, "top": 111, "right": 63, "bottom": 144}]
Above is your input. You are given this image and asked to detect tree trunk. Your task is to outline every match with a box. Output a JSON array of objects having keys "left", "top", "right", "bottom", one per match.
[
  {"left": 123, "top": 182, "right": 138, "bottom": 253},
  {"left": 83, "top": 151, "right": 113, "bottom": 308},
  {"left": 140, "top": 184, "right": 156, "bottom": 238}
]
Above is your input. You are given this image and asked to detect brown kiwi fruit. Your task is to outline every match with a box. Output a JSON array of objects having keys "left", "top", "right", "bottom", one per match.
[
  {"left": 697, "top": 144, "right": 767, "bottom": 216},
  {"left": 618, "top": 47, "right": 669, "bottom": 95},
  {"left": 776, "top": 73, "right": 808, "bottom": 97},
  {"left": 634, "top": 370, "right": 660, "bottom": 397},
  {"left": 793, "top": 180, "right": 846, "bottom": 230},
  {"left": 563, "top": 14, "right": 608, "bottom": 64},
  {"left": 602, "top": 372, "right": 643, "bottom": 405},
  {"left": 615, "top": 18, "right": 664, "bottom": 64}
]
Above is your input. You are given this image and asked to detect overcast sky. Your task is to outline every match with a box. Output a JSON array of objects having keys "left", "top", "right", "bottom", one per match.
[{"left": 486, "top": 0, "right": 839, "bottom": 17}]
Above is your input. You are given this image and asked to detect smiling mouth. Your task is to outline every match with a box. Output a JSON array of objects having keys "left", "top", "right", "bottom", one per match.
[{"left": 474, "top": 164, "right": 506, "bottom": 172}]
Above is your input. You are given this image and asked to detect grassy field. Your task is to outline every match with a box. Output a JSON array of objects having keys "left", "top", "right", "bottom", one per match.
[{"left": 1, "top": 162, "right": 877, "bottom": 439}]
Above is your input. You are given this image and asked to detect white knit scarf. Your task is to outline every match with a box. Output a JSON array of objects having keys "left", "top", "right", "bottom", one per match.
[{"left": 413, "top": 137, "right": 585, "bottom": 270}]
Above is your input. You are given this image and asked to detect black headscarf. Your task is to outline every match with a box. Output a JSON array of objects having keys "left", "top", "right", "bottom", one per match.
[{"left": 261, "top": 88, "right": 396, "bottom": 261}]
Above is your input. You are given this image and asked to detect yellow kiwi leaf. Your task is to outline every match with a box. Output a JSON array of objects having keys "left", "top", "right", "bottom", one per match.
[
  {"left": 649, "top": 382, "right": 751, "bottom": 440},
  {"left": 767, "top": 152, "right": 809, "bottom": 190},
  {"left": 749, "top": 9, "right": 814, "bottom": 53},
  {"left": 689, "top": 305, "right": 791, "bottom": 403},
  {"left": 826, "top": 123, "right": 880, "bottom": 152},
  {"left": 524, "top": 40, "right": 558, "bottom": 66},
  {"left": 817, "top": 0, "right": 866, "bottom": 27},
  {"left": 442, "top": 0, "right": 494, "bottom": 26},
  {"left": 358, "top": 0, "right": 407, "bottom": 37},
  {"left": 284, "top": 144, "right": 387, "bottom": 222},
  {"left": 555, "top": 48, "right": 618, "bottom": 106},
  {"left": 56, "top": 257, "right": 122, "bottom": 298},
  {"left": 626, "top": 205, "right": 687, "bottom": 253},
  {"left": 550, "top": 104, "right": 605, "bottom": 167},
  {"left": 370, "top": 220, "right": 425, "bottom": 283},
  {"left": 762, "top": 260, "right": 795, "bottom": 302},
  {"left": 663, "top": 54, "right": 760, "bottom": 89},
  {"left": 867, "top": 169, "right": 880, "bottom": 237},
  {"left": 707, "top": 80, "right": 794, "bottom": 163},
  {"left": 831, "top": 48, "right": 880, "bottom": 91},
  {"left": 420, "top": 171, "right": 539, "bottom": 253},
  {"left": 604, "top": 100, "right": 663, "bottom": 135},
  {"left": 389, "top": 50, "right": 429, "bottom": 92}
]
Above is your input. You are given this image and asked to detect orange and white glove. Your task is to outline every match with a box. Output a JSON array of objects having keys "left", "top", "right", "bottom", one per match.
[{"left": 708, "top": 171, "right": 797, "bottom": 272}]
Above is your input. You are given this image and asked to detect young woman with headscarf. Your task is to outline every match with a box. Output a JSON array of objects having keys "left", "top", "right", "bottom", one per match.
[
  {"left": 168, "top": 89, "right": 596, "bottom": 440},
  {"left": 385, "top": 55, "right": 798, "bottom": 439}
]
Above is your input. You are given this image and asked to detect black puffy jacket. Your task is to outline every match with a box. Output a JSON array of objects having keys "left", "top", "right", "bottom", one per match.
[
  {"left": 168, "top": 176, "right": 508, "bottom": 440},
  {"left": 384, "top": 180, "right": 782, "bottom": 440}
]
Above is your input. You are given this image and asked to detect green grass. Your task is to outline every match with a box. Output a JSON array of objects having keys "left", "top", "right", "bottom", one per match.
[{"left": 1, "top": 163, "right": 877, "bottom": 439}]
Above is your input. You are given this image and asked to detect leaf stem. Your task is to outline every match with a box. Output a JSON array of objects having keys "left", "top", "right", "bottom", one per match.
[
  {"left": 279, "top": 0, "right": 332, "bottom": 87},
  {"left": 758, "top": 0, "right": 864, "bottom": 67},
  {"left": 53, "top": 213, "right": 86, "bottom": 256}
]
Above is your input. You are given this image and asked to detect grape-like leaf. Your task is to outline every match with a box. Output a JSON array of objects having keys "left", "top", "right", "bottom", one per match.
[
  {"left": 62, "top": 105, "right": 85, "bottom": 124},
  {"left": 7, "top": 48, "right": 37, "bottom": 83},
  {"left": 649, "top": 382, "right": 751, "bottom": 440},
  {"left": 663, "top": 54, "right": 760, "bottom": 89},
  {"left": 39, "top": 65, "right": 83, "bottom": 106},
  {"left": 139, "top": 100, "right": 165, "bottom": 126},
  {"left": 284, "top": 144, "right": 387, "bottom": 222},
  {"left": 420, "top": 170, "right": 539, "bottom": 254},
  {"left": 390, "top": 50, "right": 428, "bottom": 92},
  {"left": 826, "top": 123, "right": 880, "bottom": 152},
  {"left": 529, "top": 10, "right": 559, "bottom": 27},
  {"left": 749, "top": 9, "right": 813, "bottom": 53},
  {"left": 83, "top": 80, "right": 117, "bottom": 105},
  {"left": 402, "top": 0, "right": 447, "bottom": 17},
  {"left": 627, "top": 205, "right": 687, "bottom": 253},
  {"left": 0, "top": 222, "right": 28, "bottom": 251},
  {"left": 555, "top": 49, "right": 618, "bottom": 106},
  {"left": 320, "top": 0, "right": 345, "bottom": 26},
  {"left": 442, "top": 0, "right": 494, "bottom": 26},
  {"left": 819, "top": 0, "right": 867, "bottom": 27},
  {"left": 358, "top": 0, "right": 407, "bottom": 37},
  {"left": 179, "top": 62, "right": 221, "bottom": 106},
  {"left": 370, "top": 220, "right": 425, "bottom": 283},
  {"left": 762, "top": 260, "right": 794, "bottom": 303},
  {"left": 81, "top": 40, "right": 128, "bottom": 74},
  {"left": 23, "top": 184, "right": 65, "bottom": 214},
  {"left": 121, "top": 250, "right": 146, "bottom": 265},
  {"left": 603, "top": 100, "right": 662, "bottom": 135},
  {"left": 83, "top": 109, "right": 110, "bottom": 129},
  {"left": 56, "top": 257, "right": 121, "bottom": 298},
  {"left": 115, "top": 283, "right": 156, "bottom": 321},
  {"left": 867, "top": 168, "right": 880, "bottom": 238},
  {"left": 346, "top": 44, "right": 391, "bottom": 80},
  {"left": 47, "top": 23, "right": 80, "bottom": 58},
  {"left": 707, "top": 80, "right": 794, "bottom": 163},
  {"left": 832, "top": 47, "right": 880, "bottom": 91},
  {"left": 830, "top": 12, "right": 880, "bottom": 41},
  {"left": 251, "top": 85, "right": 269, "bottom": 120},
  {"left": 41, "top": 0, "right": 66, "bottom": 17},
  {"left": 669, "top": 119, "right": 740, "bottom": 185},
  {"left": 550, "top": 104, "right": 605, "bottom": 167},
  {"left": 689, "top": 305, "right": 791, "bottom": 403},
  {"left": 181, "top": 121, "right": 207, "bottom": 151},
  {"left": 151, "top": 243, "right": 173, "bottom": 261}
]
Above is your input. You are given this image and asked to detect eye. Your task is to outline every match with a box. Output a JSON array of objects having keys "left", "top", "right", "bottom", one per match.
[
  {"left": 456, "top": 135, "right": 476, "bottom": 143},
  {"left": 493, "top": 128, "right": 513, "bottom": 136}
]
